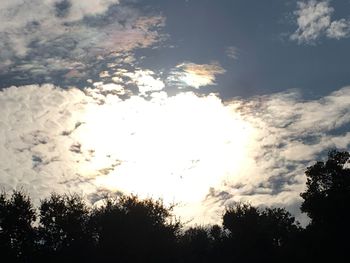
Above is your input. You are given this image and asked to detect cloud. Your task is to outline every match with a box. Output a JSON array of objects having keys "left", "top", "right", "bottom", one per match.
[
  {"left": 0, "top": 0, "right": 120, "bottom": 26},
  {"left": 168, "top": 62, "right": 226, "bottom": 89},
  {"left": 326, "top": 19, "right": 350, "bottom": 39},
  {"left": 0, "top": 0, "right": 165, "bottom": 87},
  {"left": 91, "top": 82, "right": 129, "bottom": 97},
  {"left": 117, "top": 69, "right": 165, "bottom": 95},
  {"left": 1, "top": 83, "right": 350, "bottom": 226},
  {"left": 0, "top": 84, "right": 254, "bottom": 208},
  {"left": 200, "top": 87, "right": 350, "bottom": 225},
  {"left": 0, "top": 0, "right": 120, "bottom": 57},
  {"left": 0, "top": 84, "right": 94, "bottom": 197},
  {"left": 290, "top": 0, "right": 350, "bottom": 44},
  {"left": 226, "top": 46, "right": 239, "bottom": 60}
]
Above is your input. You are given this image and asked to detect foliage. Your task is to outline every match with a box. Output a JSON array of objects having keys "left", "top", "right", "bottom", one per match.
[
  {"left": 301, "top": 150, "right": 350, "bottom": 225},
  {"left": 37, "top": 193, "right": 94, "bottom": 262},
  {"left": 222, "top": 203, "right": 300, "bottom": 262},
  {"left": 0, "top": 190, "right": 36, "bottom": 262},
  {"left": 300, "top": 150, "right": 350, "bottom": 261},
  {"left": 90, "top": 194, "right": 180, "bottom": 262}
]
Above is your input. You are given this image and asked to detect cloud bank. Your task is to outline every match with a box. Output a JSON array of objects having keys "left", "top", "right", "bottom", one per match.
[{"left": 1, "top": 83, "right": 350, "bottom": 225}]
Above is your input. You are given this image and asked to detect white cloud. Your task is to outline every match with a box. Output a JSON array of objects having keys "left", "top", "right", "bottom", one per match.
[
  {"left": 118, "top": 69, "right": 165, "bottom": 94},
  {"left": 290, "top": 0, "right": 350, "bottom": 44},
  {"left": 91, "top": 82, "right": 128, "bottom": 96},
  {"left": 0, "top": 84, "right": 254, "bottom": 209},
  {"left": 168, "top": 62, "right": 226, "bottom": 89},
  {"left": 0, "top": 84, "right": 94, "bottom": 197},
  {"left": 1, "top": 83, "right": 350, "bottom": 226},
  {"left": 326, "top": 19, "right": 350, "bottom": 39},
  {"left": 0, "top": 0, "right": 120, "bottom": 28}
]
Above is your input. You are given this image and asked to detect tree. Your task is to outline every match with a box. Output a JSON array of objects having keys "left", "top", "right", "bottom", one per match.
[
  {"left": 222, "top": 203, "right": 300, "bottom": 262},
  {"left": 301, "top": 150, "right": 350, "bottom": 225},
  {"left": 91, "top": 194, "right": 180, "bottom": 263},
  {"left": 0, "top": 191, "right": 36, "bottom": 262},
  {"left": 36, "top": 193, "right": 95, "bottom": 262},
  {"left": 177, "top": 224, "right": 227, "bottom": 263},
  {"left": 300, "top": 150, "right": 350, "bottom": 261},
  {"left": 179, "top": 226, "right": 212, "bottom": 263}
]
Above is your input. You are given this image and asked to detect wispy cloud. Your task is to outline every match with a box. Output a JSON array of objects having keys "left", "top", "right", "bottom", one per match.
[
  {"left": 168, "top": 62, "right": 226, "bottom": 89},
  {"left": 290, "top": 0, "right": 350, "bottom": 44},
  {"left": 225, "top": 46, "right": 239, "bottom": 60}
]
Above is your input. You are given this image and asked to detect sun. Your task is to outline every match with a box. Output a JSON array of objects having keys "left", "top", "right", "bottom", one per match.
[{"left": 71, "top": 90, "right": 256, "bottom": 206}]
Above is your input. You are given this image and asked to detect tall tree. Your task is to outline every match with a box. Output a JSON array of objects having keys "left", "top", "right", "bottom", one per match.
[
  {"left": 301, "top": 150, "right": 350, "bottom": 225},
  {"left": 222, "top": 203, "right": 300, "bottom": 262},
  {"left": 91, "top": 194, "right": 180, "bottom": 263},
  {"left": 300, "top": 150, "right": 350, "bottom": 261},
  {"left": 0, "top": 191, "right": 36, "bottom": 262},
  {"left": 179, "top": 226, "right": 212, "bottom": 263},
  {"left": 36, "top": 193, "right": 95, "bottom": 262}
]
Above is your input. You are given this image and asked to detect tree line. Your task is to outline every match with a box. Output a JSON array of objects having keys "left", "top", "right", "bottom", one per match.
[{"left": 1, "top": 150, "right": 349, "bottom": 262}]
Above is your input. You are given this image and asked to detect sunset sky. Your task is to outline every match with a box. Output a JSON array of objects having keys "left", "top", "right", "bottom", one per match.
[{"left": 1, "top": 0, "right": 350, "bottom": 225}]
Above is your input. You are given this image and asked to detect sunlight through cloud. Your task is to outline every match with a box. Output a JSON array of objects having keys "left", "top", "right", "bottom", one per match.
[
  {"left": 1, "top": 84, "right": 350, "bottom": 225},
  {"left": 73, "top": 92, "right": 256, "bottom": 205},
  {"left": 168, "top": 62, "right": 226, "bottom": 89}
]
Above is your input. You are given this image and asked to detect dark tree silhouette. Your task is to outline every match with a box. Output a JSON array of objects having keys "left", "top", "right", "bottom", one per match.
[
  {"left": 91, "top": 194, "right": 180, "bottom": 263},
  {"left": 301, "top": 150, "right": 350, "bottom": 224},
  {"left": 178, "top": 224, "right": 227, "bottom": 263},
  {"left": 36, "top": 193, "right": 95, "bottom": 262},
  {"left": 179, "top": 226, "right": 212, "bottom": 263},
  {"left": 0, "top": 191, "right": 36, "bottom": 262},
  {"left": 300, "top": 150, "right": 350, "bottom": 261},
  {"left": 222, "top": 203, "right": 300, "bottom": 262}
]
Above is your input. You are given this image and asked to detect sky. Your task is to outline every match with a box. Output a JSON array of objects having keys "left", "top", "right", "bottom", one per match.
[{"left": 1, "top": 0, "right": 350, "bottom": 226}]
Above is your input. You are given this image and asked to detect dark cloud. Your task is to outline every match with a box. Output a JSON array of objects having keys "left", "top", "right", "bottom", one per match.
[
  {"left": 70, "top": 142, "right": 82, "bottom": 154},
  {"left": 55, "top": 0, "right": 72, "bottom": 18}
]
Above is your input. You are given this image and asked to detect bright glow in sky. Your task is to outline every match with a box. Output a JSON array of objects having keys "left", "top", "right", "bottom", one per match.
[
  {"left": 169, "top": 62, "right": 226, "bottom": 89},
  {"left": 72, "top": 90, "right": 256, "bottom": 207},
  {"left": 1, "top": 83, "right": 350, "bottom": 226}
]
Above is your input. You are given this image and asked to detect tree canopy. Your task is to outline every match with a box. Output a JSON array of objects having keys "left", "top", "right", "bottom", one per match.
[
  {"left": 301, "top": 150, "right": 350, "bottom": 225},
  {"left": 300, "top": 150, "right": 350, "bottom": 261}
]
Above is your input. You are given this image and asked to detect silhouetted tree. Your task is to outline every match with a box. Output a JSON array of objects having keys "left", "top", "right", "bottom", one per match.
[
  {"left": 300, "top": 150, "right": 350, "bottom": 260},
  {"left": 208, "top": 224, "right": 226, "bottom": 260},
  {"left": 91, "top": 194, "right": 180, "bottom": 263},
  {"left": 0, "top": 191, "right": 36, "bottom": 262},
  {"left": 301, "top": 150, "right": 350, "bottom": 225},
  {"left": 177, "top": 223, "right": 229, "bottom": 263},
  {"left": 222, "top": 203, "right": 300, "bottom": 262},
  {"left": 36, "top": 193, "right": 95, "bottom": 262},
  {"left": 179, "top": 226, "right": 212, "bottom": 262}
]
